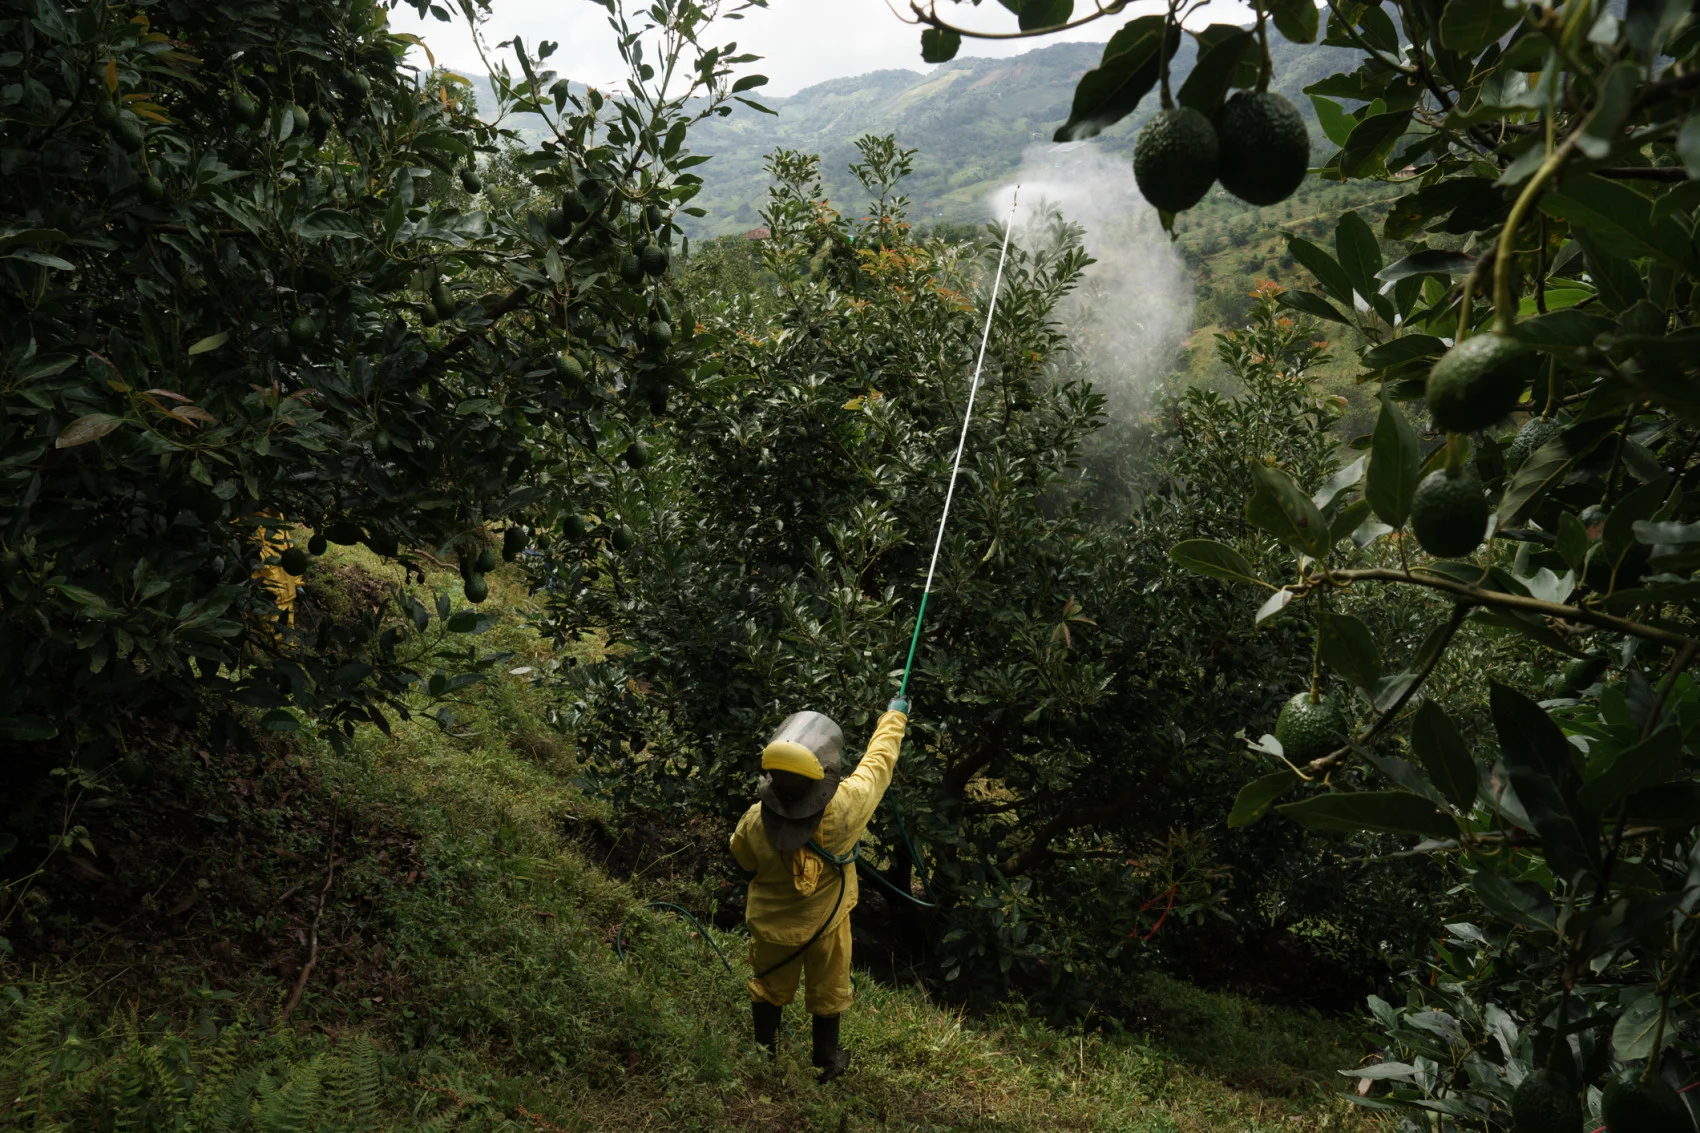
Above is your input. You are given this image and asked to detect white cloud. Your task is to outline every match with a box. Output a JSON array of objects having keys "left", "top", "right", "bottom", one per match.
[{"left": 390, "top": 0, "right": 1256, "bottom": 98}]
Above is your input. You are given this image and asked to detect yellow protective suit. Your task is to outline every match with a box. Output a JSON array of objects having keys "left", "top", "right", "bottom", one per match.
[{"left": 729, "top": 709, "right": 907, "bottom": 1016}]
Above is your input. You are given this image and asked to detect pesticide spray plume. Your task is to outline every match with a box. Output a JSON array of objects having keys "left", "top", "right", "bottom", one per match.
[{"left": 986, "top": 142, "right": 1194, "bottom": 424}]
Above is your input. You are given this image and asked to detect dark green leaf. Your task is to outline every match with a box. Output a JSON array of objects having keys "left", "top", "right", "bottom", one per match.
[
  {"left": 1177, "top": 27, "right": 1255, "bottom": 115},
  {"left": 1374, "top": 249, "right": 1476, "bottom": 285},
  {"left": 1490, "top": 681, "right": 1598, "bottom": 882},
  {"left": 1054, "top": 16, "right": 1176, "bottom": 141},
  {"left": 1335, "top": 210, "right": 1383, "bottom": 306},
  {"left": 1286, "top": 236, "right": 1355, "bottom": 308},
  {"left": 1169, "top": 539, "right": 1266, "bottom": 587},
  {"left": 1578, "top": 726, "right": 1682, "bottom": 817},
  {"left": 1517, "top": 310, "right": 1614, "bottom": 349},
  {"left": 1439, "top": 0, "right": 1523, "bottom": 52},
  {"left": 1472, "top": 869, "right": 1557, "bottom": 929},
  {"left": 1229, "top": 770, "right": 1301, "bottom": 828},
  {"left": 1361, "top": 335, "right": 1446, "bottom": 370},
  {"left": 1341, "top": 111, "right": 1412, "bottom": 178},
  {"left": 1411, "top": 701, "right": 1477, "bottom": 812},
  {"left": 1267, "top": 0, "right": 1320, "bottom": 43},
  {"left": 1277, "top": 791, "right": 1457, "bottom": 839},
  {"left": 0, "top": 715, "right": 58, "bottom": 741},
  {"left": 1317, "top": 610, "right": 1382, "bottom": 690},
  {"left": 1247, "top": 464, "right": 1329, "bottom": 558},
  {"left": 1310, "top": 94, "right": 1355, "bottom": 146},
  {"left": 1275, "top": 289, "right": 1352, "bottom": 325},
  {"left": 1013, "top": 0, "right": 1072, "bottom": 31},
  {"left": 920, "top": 27, "right": 961, "bottom": 63}
]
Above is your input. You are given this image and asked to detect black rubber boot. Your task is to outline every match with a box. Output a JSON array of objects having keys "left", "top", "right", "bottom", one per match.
[
  {"left": 811, "top": 1013, "right": 850, "bottom": 1084},
  {"left": 752, "top": 1000, "right": 781, "bottom": 1058}
]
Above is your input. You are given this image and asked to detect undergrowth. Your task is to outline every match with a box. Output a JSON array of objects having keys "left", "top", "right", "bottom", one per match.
[{"left": 0, "top": 544, "right": 1386, "bottom": 1131}]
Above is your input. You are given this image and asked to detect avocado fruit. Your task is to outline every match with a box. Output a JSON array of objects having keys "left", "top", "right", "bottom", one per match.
[
  {"left": 1213, "top": 91, "right": 1310, "bottom": 206},
  {"left": 1410, "top": 469, "right": 1489, "bottom": 558},
  {"left": 1133, "top": 107, "right": 1220, "bottom": 213},
  {"left": 1274, "top": 692, "right": 1348, "bottom": 763},
  {"left": 1427, "top": 334, "right": 1535, "bottom": 434}
]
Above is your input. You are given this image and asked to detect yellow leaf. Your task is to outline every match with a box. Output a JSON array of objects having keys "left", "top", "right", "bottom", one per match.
[
  {"left": 841, "top": 397, "right": 865, "bottom": 411},
  {"left": 134, "top": 108, "right": 171, "bottom": 124},
  {"left": 104, "top": 59, "right": 118, "bottom": 93},
  {"left": 392, "top": 33, "right": 435, "bottom": 67},
  {"left": 441, "top": 71, "right": 472, "bottom": 86}
]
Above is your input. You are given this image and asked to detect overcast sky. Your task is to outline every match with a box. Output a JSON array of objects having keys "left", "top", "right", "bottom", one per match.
[{"left": 391, "top": 0, "right": 1256, "bottom": 98}]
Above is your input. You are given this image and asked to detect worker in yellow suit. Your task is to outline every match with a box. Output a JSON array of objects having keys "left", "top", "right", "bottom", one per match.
[{"left": 729, "top": 698, "right": 909, "bottom": 1083}]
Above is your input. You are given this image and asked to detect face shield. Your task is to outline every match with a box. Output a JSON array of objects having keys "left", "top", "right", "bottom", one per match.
[{"left": 758, "top": 711, "right": 844, "bottom": 852}]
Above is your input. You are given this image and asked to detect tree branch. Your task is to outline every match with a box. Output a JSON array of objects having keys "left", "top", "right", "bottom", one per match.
[
  {"left": 1305, "top": 567, "right": 1696, "bottom": 650},
  {"left": 997, "top": 783, "right": 1146, "bottom": 876}
]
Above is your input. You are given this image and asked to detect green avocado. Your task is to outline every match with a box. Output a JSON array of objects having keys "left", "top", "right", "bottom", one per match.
[
  {"left": 1506, "top": 416, "right": 1563, "bottom": 472},
  {"left": 229, "top": 91, "right": 259, "bottom": 125},
  {"left": 1510, "top": 1068, "right": 1582, "bottom": 1133},
  {"left": 463, "top": 572, "right": 489, "bottom": 604},
  {"left": 1274, "top": 692, "right": 1348, "bottom": 763},
  {"left": 610, "top": 524, "right": 636, "bottom": 553},
  {"left": 623, "top": 441, "right": 650, "bottom": 470},
  {"left": 113, "top": 117, "right": 145, "bottom": 152},
  {"left": 553, "top": 351, "right": 585, "bottom": 381},
  {"left": 562, "top": 513, "right": 588, "bottom": 539},
  {"left": 1600, "top": 1075, "right": 1696, "bottom": 1133},
  {"left": 546, "top": 208, "right": 571, "bottom": 239},
  {"left": 475, "top": 546, "right": 499, "bottom": 574},
  {"left": 1213, "top": 91, "right": 1310, "bottom": 206},
  {"left": 279, "top": 547, "right": 309, "bottom": 576},
  {"left": 430, "top": 279, "right": 456, "bottom": 317},
  {"left": 308, "top": 533, "right": 328, "bottom": 556},
  {"left": 561, "top": 190, "right": 590, "bottom": 223},
  {"left": 288, "top": 315, "right": 316, "bottom": 347},
  {"left": 639, "top": 245, "right": 669, "bottom": 277},
  {"left": 460, "top": 167, "right": 483, "bottom": 193},
  {"left": 647, "top": 319, "right": 673, "bottom": 348},
  {"left": 1410, "top": 469, "right": 1489, "bottom": 559},
  {"left": 1132, "top": 107, "right": 1220, "bottom": 213},
  {"left": 1426, "top": 334, "right": 1535, "bottom": 434},
  {"left": 620, "top": 254, "right": 644, "bottom": 286}
]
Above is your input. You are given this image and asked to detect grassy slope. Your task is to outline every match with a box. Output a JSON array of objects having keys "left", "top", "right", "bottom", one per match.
[{"left": 1, "top": 547, "right": 1386, "bottom": 1132}]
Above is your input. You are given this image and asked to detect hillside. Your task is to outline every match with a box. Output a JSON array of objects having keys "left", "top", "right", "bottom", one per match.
[
  {"left": 680, "top": 34, "right": 1357, "bottom": 234},
  {"left": 0, "top": 547, "right": 1386, "bottom": 1131},
  {"left": 472, "top": 33, "right": 1358, "bottom": 237}
]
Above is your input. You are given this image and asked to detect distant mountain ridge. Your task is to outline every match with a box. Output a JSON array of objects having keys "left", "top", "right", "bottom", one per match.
[{"left": 472, "top": 32, "right": 1355, "bottom": 236}]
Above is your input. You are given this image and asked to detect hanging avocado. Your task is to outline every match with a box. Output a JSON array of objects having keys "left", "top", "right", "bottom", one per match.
[
  {"left": 430, "top": 279, "right": 456, "bottom": 317},
  {"left": 610, "top": 525, "right": 636, "bottom": 553},
  {"left": 502, "top": 526, "right": 527, "bottom": 561},
  {"left": 639, "top": 245, "right": 669, "bottom": 277},
  {"left": 280, "top": 547, "right": 309, "bottom": 576},
  {"left": 546, "top": 208, "right": 572, "bottom": 239},
  {"left": 623, "top": 441, "right": 650, "bottom": 470},
  {"left": 463, "top": 572, "right": 489, "bottom": 603},
  {"left": 620, "top": 254, "right": 644, "bottom": 286},
  {"left": 562, "top": 513, "right": 588, "bottom": 539},
  {"left": 460, "top": 166, "right": 483, "bottom": 193},
  {"left": 308, "top": 532, "right": 328, "bottom": 556},
  {"left": 288, "top": 315, "right": 316, "bottom": 347},
  {"left": 475, "top": 546, "right": 499, "bottom": 573}
]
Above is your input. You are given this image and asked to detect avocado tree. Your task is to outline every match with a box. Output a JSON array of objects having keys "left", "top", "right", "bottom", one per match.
[
  {"left": 538, "top": 135, "right": 1442, "bottom": 1003},
  {"left": 902, "top": 0, "right": 1700, "bottom": 1125},
  {"left": 0, "top": 0, "right": 761, "bottom": 779}
]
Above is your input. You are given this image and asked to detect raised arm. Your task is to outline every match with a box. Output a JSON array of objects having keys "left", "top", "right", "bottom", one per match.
[{"left": 834, "top": 704, "right": 909, "bottom": 834}]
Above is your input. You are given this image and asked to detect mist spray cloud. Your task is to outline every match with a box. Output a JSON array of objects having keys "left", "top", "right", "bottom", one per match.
[{"left": 987, "top": 142, "right": 1194, "bottom": 421}]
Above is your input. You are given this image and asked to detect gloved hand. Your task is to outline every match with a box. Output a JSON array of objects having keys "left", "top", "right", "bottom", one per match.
[{"left": 887, "top": 697, "right": 910, "bottom": 715}]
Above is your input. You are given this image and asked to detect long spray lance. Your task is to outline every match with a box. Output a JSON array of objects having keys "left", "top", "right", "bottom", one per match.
[{"left": 897, "top": 185, "right": 1021, "bottom": 701}]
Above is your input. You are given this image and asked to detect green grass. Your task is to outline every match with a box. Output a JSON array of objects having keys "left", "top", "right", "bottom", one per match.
[{"left": 0, "top": 546, "right": 1386, "bottom": 1131}]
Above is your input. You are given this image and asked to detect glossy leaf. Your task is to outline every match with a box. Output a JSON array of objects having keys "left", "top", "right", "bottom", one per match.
[
  {"left": 1169, "top": 540, "right": 1266, "bottom": 587},
  {"left": 1229, "top": 770, "right": 1301, "bottom": 828},
  {"left": 1247, "top": 463, "right": 1329, "bottom": 558},
  {"left": 1054, "top": 16, "right": 1175, "bottom": 141},
  {"left": 920, "top": 27, "right": 961, "bottom": 63},
  {"left": 1316, "top": 610, "right": 1381, "bottom": 691},
  {"left": 1277, "top": 791, "right": 1457, "bottom": 839},
  {"left": 1365, "top": 388, "right": 1421, "bottom": 528},
  {"left": 1411, "top": 701, "right": 1477, "bottom": 813},
  {"left": 1177, "top": 27, "right": 1255, "bottom": 115},
  {"left": 1490, "top": 682, "right": 1598, "bottom": 883},
  {"left": 1438, "top": 0, "right": 1523, "bottom": 52}
]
